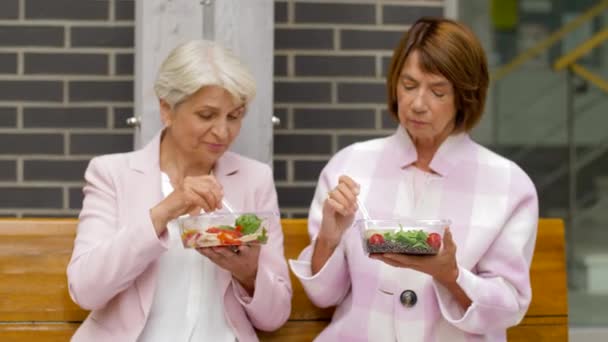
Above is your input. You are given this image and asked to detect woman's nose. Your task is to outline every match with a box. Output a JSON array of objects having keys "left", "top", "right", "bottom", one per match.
[
  {"left": 211, "top": 120, "right": 229, "bottom": 139},
  {"left": 411, "top": 90, "right": 427, "bottom": 113}
]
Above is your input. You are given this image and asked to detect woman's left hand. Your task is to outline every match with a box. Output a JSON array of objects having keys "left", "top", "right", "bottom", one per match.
[
  {"left": 197, "top": 244, "right": 260, "bottom": 295},
  {"left": 370, "top": 228, "right": 459, "bottom": 286}
]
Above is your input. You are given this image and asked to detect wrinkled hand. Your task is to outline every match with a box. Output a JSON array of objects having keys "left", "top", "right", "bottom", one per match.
[
  {"left": 370, "top": 228, "right": 459, "bottom": 286},
  {"left": 317, "top": 175, "right": 360, "bottom": 246},
  {"left": 197, "top": 243, "right": 261, "bottom": 295},
  {"left": 150, "top": 175, "right": 223, "bottom": 235}
]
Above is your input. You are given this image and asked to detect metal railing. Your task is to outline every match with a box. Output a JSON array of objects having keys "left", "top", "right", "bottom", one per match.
[
  {"left": 551, "top": 22, "right": 608, "bottom": 276},
  {"left": 492, "top": 0, "right": 608, "bottom": 82},
  {"left": 490, "top": 0, "right": 608, "bottom": 282},
  {"left": 490, "top": 0, "right": 608, "bottom": 145}
]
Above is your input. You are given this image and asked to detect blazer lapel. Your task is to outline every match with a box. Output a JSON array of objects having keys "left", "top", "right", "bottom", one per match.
[
  {"left": 127, "top": 131, "right": 164, "bottom": 318},
  {"left": 212, "top": 152, "right": 241, "bottom": 297},
  {"left": 213, "top": 151, "right": 240, "bottom": 185}
]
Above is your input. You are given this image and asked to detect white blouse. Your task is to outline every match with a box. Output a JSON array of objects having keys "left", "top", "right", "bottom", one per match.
[{"left": 137, "top": 173, "right": 235, "bottom": 342}]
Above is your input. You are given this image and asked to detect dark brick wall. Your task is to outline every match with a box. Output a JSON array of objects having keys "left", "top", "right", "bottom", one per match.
[
  {"left": 274, "top": 0, "right": 443, "bottom": 216},
  {"left": 0, "top": 0, "right": 134, "bottom": 217},
  {"left": 0, "top": 0, "right": 444, "bottom": 217}
]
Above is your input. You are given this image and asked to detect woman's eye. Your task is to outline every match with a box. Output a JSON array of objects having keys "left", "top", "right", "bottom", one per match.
[
  {"left": 432, "top": 91, "right": 445, "bottom": 98},
  {"left": 227, "top": 107, "right": 245, "bottom": 120},
  {"left": 403, "top": 84, "right": 416, "bottom": 90},
  {"left": 197, "top": 112, "right": 213, "bottom": 119}
]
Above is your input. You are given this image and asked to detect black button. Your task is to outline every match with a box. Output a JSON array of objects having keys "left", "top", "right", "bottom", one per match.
[{"left": 400, "top": 290, "right": 417, "bottom": 307}]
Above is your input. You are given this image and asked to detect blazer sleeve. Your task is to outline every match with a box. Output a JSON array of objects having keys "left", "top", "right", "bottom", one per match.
[
  {"left": 289, "top": 163, "right": 352, "bottom": 308},
  {"left": 230, "top": 165, "right": 293, "bottom": 332},
  {"left": 66, "top": 157, "right": 168, "bottom": 310},
  {"left": 433, "top": 167, "right": 539, "bottom": 334}
]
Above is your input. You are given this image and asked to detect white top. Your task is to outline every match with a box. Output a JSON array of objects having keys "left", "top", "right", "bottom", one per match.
[{"left": 137, "top": 173, "right": 236, "bottom": 342}]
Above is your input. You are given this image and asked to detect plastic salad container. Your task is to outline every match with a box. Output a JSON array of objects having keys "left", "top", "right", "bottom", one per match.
[
  {"left": 356, "top": 218, "right": 449, "bottom": 255},
  {"left": 178, "top": 212, "right": 276, "bottom": 248}
]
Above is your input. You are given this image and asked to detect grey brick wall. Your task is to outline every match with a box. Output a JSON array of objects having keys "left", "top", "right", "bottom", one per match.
[
  {"left": 274, "top": 0, "right": 443, "bottom": 217},
  {"left": 0, "top": 0, "right": 134, "bottom": 217},
  {"left": 0, "top": 0, "right": 443, "bottom": 218}
]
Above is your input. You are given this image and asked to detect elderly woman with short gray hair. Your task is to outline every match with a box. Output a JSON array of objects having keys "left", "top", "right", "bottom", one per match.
[{"left": 67, "top": 40, "right": 292, "bottom": 342}]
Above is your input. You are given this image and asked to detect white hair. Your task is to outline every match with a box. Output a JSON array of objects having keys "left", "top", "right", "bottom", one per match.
[{"left": 154, "top": 40, "right": 256, "bottom": 108}]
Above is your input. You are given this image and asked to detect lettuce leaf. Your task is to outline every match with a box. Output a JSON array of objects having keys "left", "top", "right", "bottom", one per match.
[
  {"left": 257, "top": 227, "right": 268, "bottom": 243},
  {"left": 235, "top": 214, "right": 262, "bottom": 235}
]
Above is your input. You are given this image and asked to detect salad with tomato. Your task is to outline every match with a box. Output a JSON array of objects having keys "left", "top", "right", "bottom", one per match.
[
  {"left": 365, "top": 228, "right": 441, "bottom": 255},
  {"left": 180, "top": 213, "right": 269, "bottom": 248}
]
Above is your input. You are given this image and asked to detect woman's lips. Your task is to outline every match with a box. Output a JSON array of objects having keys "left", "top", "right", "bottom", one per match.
[
  {"left": 408, "top": 119, "right": 428, "bottom": 126},
  {"left": 206, "top": 143, "right": 225, "bottom": 152}
]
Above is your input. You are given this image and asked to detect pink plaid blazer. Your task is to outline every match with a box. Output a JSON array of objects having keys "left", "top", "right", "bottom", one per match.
[
  {"left": 67, "top": 131, "right": 292, "bottom": 342},
  {"left": 290, "top": 127, "right": 538, "bottom": 341}
]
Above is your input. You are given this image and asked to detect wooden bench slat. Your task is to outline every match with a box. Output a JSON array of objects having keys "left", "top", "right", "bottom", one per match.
[
  {"left": 0, "top": 218, "right": 568, "bottom": 341},
  {"left": 0, "top": 323, "right": 80, "bottom": 342},
  {"left": 258, "top": 321, "right": 326, "bottom": 341},
  {"left": 519, "top": 316, "right": 568, "bottom": 326},
  {"left": 0, "top": 219, "right": 77, "bottom": 236},
  {"left": 507, "top": 324, "right": 569, "bottom": 341},
  {"left": 526, "top": 219, "right": 568, "bottom": 317},
  {"left": 281, "top": 219, "right": 334, "bottom": 321},
  {"left": 0, "top": 255, "right": 70, "bottom": 272},
  {"left": 0, "top": 220, "right": 87, "bottom": 323},
  {"left": 0, "top": 321, "right": 568, "bottom": 342}
]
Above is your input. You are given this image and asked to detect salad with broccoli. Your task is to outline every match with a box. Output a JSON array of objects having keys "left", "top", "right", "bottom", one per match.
[{"left": 180, "top": 213, "right": 268, "bottom": 248}]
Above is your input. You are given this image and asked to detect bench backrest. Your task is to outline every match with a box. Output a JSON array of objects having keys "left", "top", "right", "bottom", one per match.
[{"left": 0, "top": 218, "right": 567, "bottom": 341}]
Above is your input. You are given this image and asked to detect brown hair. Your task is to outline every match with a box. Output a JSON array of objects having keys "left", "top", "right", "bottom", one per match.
[{"left": 386, "top": 17, "right": 489, "bottom": 132}]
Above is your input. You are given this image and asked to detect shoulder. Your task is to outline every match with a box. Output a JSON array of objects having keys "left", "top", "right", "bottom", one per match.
[
  {"left": 89, "top": 152, "right": 131, "bottom": 167},
  {"left": 340, "top": 135, "right": 390, "bottom": 156},
  {"left": 86, "top": 152, "right": 132, "bottom": 177},
  {"left": 224, "top": 151, "right": 273, "bottom": 180},
  {"left": 472, "top": 142, "right": 537, "bottom": 196},
  {"left": 324, "top": 135, "right": 391, "bottom": 172},
  {"left": 79, "top": 152, "right": 138, "bottom": 198}
]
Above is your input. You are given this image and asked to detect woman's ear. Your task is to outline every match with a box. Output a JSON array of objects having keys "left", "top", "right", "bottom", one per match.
[{"left": 159, "top": 99, "right": 172, "bottom": 127}]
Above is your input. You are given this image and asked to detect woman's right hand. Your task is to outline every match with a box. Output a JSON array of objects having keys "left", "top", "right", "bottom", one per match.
[
  {"left": 149, "top": 175, "right": 223, "bottom": 236},
  {"left": 311, "top": 175, "right": 359, "bottom": 275},
  {"left": 317, "top": 175, "right": 360, "bottom": 248}
]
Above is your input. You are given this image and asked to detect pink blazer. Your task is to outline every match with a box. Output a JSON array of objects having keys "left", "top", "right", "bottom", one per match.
[
  {"left": 290, "top": 128, "right": 538, "bottom": 341},
  {"left": 67, "top": 132, "right": 292, "bottom": 342}
]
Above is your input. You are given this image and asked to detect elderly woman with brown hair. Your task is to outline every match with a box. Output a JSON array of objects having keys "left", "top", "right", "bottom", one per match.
[{"left": 290, "top": 17, "right": 538, "bottom": 341}]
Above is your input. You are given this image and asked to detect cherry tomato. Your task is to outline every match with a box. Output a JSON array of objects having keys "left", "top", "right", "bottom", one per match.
[
  {"left": 218, "top": 231, "right": 242, "bottom": 245},
  {"left": 427, "top": 233, "right": 442, "bottom": 250},
  {"left": 235, "top": 225, "right": 243, "bottom": 232},
  {"left": 369, "top": 233, "right": 384, "bottom": 245}
]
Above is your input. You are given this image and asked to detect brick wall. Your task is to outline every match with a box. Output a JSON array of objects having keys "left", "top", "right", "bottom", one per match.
[
  {"left": 0, "top": 0, "right": 444, "bottom": 218},
  {"left": 273, "top": 0, "right": 443, "bottom": 217},
  {"left": 0, "top": 0, "right": 135, "bottom": 217}
]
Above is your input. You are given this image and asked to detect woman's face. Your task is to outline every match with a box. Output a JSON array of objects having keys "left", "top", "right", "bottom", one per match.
[
  {"left": 160, "top": 85, "right": 245, "bottom": 166},
  {"left": 396, "top": 50, "right": 457, "bottom": 144}
]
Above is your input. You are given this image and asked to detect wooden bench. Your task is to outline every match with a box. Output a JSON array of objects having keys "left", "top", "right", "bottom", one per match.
[{"left": 0, "top": 218, "right": 567, "bottom": 341}]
